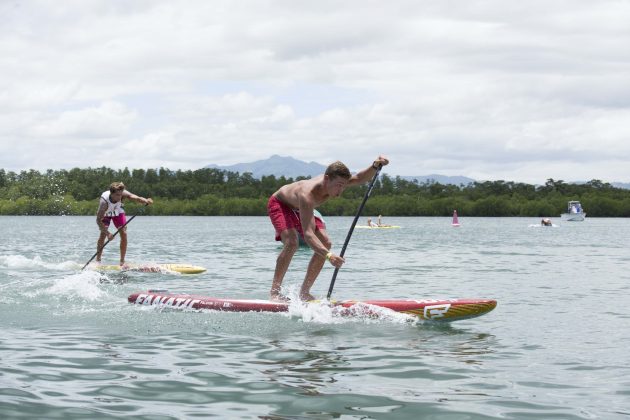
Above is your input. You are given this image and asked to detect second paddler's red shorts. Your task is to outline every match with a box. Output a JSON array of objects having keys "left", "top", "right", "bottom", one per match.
[
  {"left": 267, "top": 195, "right": 325, "bottom": 241},
  {"left": 102, "top": 213, "right": 127, "bottom": 229}
]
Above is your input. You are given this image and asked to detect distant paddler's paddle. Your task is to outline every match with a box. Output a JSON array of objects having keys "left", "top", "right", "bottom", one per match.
[
  {"left": 327, "top": 164, "right": 382, "bottom": 299},
  {"left": 81, "top": 205, "right": 147, "bottom": 270}
]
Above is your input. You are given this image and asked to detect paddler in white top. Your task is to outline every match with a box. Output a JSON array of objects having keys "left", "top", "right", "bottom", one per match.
[
  {"left": 95, "top": 182, "right": 153, "bottom": 266},
  {"left": 267, "top": 156, "right": 389, "bottom": 301}
]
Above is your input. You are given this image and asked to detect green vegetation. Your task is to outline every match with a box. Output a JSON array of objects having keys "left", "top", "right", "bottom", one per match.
[{"left": 1, "top": 167, "right": 629, "bottom": 217}]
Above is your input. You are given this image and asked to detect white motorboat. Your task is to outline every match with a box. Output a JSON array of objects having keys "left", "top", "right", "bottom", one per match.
[{"left": 561, "top": 201, "right": 586, "bottom": 221}]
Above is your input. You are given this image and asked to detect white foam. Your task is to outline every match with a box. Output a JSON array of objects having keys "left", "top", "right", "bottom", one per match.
[
  {"left": 287, "top": 299, "right": 340, "bottom": 324},
  {"left": 45, "top": 271, "right": 107, "bottom": 301},
  {"left": 282, "top": 287, "right": 417, "bottom": 325},
  {"left": 0, "top": 254, "right": 79, "bottom": 270}
]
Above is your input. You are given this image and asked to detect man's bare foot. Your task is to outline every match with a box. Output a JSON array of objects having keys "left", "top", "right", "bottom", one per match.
[
  {"left": 120, "top": 262, "right": 130, "bottom": 270},
  {"left": 300, "top": 293, "right": 316, "bottom": 302},
  {"left": 270, "top": 293, "right": 290, "bottom": 302}
]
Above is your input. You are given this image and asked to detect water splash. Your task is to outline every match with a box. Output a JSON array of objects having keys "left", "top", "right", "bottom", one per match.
[
  {"left": 282, "top": 287, "right": 417, "bottom": 325},
  {"left": 0, "top": 254, "right": 78, "bottom": 271},
  {"left": 45, "top": 271, "right": 108, "bottom": 301},
  {"left": 1, "top": 256, "right": 119, "bottom": 315}
]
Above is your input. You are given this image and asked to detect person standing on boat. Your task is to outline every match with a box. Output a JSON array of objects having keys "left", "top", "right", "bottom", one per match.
[
  {"left": 95, "top": 182, "right": 153, "bottom": 266},
  {"left": 268, "top": 156, "right": 389, "bottom": 301}
]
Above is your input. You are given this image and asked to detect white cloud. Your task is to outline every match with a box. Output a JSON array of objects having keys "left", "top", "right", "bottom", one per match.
[
  {"left": 25, "top": 101, "right": 137, "bottom": 140},
  {"left": 0, "top": 0, "right": 629, "bottom": 183}
]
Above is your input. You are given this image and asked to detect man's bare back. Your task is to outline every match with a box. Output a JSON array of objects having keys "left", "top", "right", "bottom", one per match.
[{"left": 274, "top": 175, "right": 327, "bottom": 210}]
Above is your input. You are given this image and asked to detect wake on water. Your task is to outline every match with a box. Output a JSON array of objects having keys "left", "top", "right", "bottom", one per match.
[
  {"left": 2, "top": 255, "right": 420, "bottom": 326},
  {"left": 274, "top": 286, "right": 419, "bottom": 326},
  {"left": 0, "top": 254, "right": 78, "bottom": 271},
  {"left": 288, "top": 300, "right": 419, "bottom": 325},
  {"left": 146, "top": 294, "right": 420, "bottom": 326},
  {"left": 1, "top": 255, "right": 121, "bottom": 312},
  {"left": 133, "top": 284, "right": 420, "bottom": 326}
]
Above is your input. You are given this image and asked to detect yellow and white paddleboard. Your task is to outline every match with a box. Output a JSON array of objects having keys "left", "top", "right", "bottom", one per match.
[{"left": 93, "top": 263, "right": 206, "bottom": 274}]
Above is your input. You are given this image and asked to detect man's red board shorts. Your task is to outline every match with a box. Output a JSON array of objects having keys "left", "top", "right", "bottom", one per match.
[
  {"left": 102, "top": 213, "right": 127, "bottom": 229},
  {"left": 268, "top": 195, "right": 325, "bottom": 241}
]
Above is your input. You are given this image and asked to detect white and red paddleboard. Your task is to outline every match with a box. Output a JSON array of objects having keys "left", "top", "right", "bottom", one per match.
[{"left": 128, "top": 291, "right": 496, "bottom": 321}]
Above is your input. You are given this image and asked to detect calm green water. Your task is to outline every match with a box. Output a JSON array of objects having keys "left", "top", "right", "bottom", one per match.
[{"left": 1, "top": 216, "right": 629, "bottom": 419}]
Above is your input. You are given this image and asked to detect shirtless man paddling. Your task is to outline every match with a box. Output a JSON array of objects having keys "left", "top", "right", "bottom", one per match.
[{"left": 267, "top": 156, "right": 389, "bottom": 301}]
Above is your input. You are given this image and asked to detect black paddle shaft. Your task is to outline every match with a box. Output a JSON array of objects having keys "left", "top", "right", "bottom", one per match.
[
  {"left": 81, "top": 206, "right": 146, "bottom": 270},
  {"left": 326, "top": 165, "right": 382, "bottom": 299}
]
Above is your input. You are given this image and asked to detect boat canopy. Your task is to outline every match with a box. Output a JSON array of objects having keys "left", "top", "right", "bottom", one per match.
[{"left": 567, "top": 201, "right": 583, "bottom": 213}]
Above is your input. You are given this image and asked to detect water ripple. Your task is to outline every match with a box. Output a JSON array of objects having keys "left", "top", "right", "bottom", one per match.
[{"left": 1, "top": 216, "right": 630, "bottom": 418}]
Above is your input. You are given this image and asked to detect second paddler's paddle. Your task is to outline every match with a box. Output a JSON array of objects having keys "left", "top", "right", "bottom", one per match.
[
  {"left": 81, "top": 205, "right": 147, "bottom": 270},
  {"left": 327, "top": 164, "right": 382, "bottom": 299}
]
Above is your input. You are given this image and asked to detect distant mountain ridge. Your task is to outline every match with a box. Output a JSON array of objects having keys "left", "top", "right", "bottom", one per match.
[
  {"left": 205, "top": 155, "right": 476, "bottom": 185},
  {"left": 206, "top": 155, "right": 326, "bottom": 179},
  {"left": 205, "top": 155, "right": 630, "bottom": 188}
]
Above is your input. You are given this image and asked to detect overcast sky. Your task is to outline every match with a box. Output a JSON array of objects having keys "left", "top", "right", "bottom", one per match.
[{"left": 2, "top": 0, "right": 629, "bottom": 183}]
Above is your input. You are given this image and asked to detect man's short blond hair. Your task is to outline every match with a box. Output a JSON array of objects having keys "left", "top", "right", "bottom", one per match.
[
  {"left": 109, "top": 182, "right": 126, "bottom": 193},
  {"left": 325, "top": 161, "right": 351, "bottom": 180}
]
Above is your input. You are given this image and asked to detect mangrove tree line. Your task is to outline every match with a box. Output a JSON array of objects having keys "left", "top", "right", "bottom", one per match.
[{"left": 1, "top": 167, "right": 629, "bottom": 217}]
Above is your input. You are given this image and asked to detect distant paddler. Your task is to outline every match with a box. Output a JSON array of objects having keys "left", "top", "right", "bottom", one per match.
[{"left": 377, "top": 214, "right": 392, "bottom": 227}]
